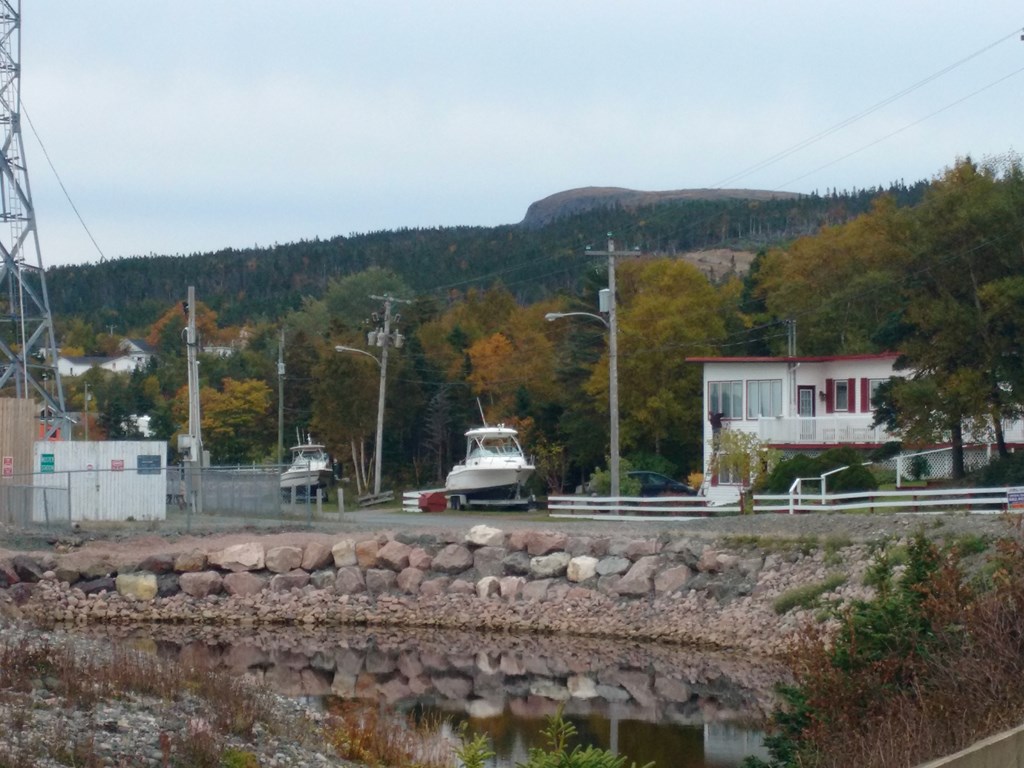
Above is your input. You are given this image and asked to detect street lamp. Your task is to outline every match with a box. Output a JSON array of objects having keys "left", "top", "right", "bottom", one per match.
[{"left": 546, "top": 306, "right": 620, "bottom": 498}]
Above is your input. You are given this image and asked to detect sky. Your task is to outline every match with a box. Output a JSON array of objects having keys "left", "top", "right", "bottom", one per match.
[{"left": 18, "top": 2, "right": 1024, "bottom": 267}]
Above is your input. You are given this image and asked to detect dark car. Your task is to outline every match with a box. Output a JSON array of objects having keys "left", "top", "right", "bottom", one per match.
[{"left": 627, "top": 470, "right": 698, "bottom": 497}]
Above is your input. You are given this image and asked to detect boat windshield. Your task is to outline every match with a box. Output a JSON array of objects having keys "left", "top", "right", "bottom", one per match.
[
  {"left": 468, "top": 435, "right": 522, "bottom": 458},
  {"left": 290, "top": 447, "right": 328, "bottom": 467}
]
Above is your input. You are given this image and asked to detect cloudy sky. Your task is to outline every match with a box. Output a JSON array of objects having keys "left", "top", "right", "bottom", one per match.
[{"left": 20, "top": 2, "right": 1024, "bottom": 266}]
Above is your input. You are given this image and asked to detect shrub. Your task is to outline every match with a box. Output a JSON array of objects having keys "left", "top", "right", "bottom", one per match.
[
  {"left": 748, "top": 521, "right": 1024, "bottom": 768},
  {"left": 975, "top": 451, "right": 1024, "bottom": 486},
  {"left": 761, "top": 447, "right": 878, "bottom": 495},
  {"left": 459, "top": 707, "right": 654, "bottom": 768}
]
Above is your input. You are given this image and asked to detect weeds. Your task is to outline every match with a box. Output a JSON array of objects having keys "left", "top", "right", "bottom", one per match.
[
  {"left": 772, "top": 573, "right": 847, "bottom": 615},
  {"left": 322, "top": 699, "right": 454, "bottom": 767}
]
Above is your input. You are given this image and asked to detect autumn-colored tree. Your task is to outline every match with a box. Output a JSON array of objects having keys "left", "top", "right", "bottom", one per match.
[
  {"left": 147, "top": 300, "right": 220, "bottom": 358},
  {"left": 754, "top": 195, "right": 911, "bottom": 355},
  {"left": 585, "top": 258, "right": 728, "bottom": 472},
  {"left": 197, "top": 378, "right": 274, "bottom": 464}
]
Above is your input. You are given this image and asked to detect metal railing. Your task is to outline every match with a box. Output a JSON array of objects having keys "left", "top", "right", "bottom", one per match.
[{"left": 753, "top": 486, "right": 1011, "bottom": 515}]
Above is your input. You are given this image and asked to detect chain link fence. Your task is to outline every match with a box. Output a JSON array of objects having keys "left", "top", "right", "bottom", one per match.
[{"left": 0, "top": 464, "right": 350, "bottom": 534}]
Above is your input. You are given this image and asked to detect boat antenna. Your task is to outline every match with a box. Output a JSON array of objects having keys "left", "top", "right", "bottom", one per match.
[{"left": 476, "top": 397, "right": 489, "bottom": 427}]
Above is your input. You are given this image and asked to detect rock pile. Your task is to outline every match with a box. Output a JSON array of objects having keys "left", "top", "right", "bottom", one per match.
[{"left": 2, "top": 524, "right": 876, "bottom": 656}]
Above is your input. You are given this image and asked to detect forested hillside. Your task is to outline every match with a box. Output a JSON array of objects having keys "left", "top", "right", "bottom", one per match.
[{"left": 46, "top": 182, "right": 927, "bottom": 333}]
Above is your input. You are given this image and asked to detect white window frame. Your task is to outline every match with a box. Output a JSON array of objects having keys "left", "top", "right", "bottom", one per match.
[
  {"left": 834, "top": 380, "right": 850, "bottom": 412},
  {"left": 746, "top": 379, "right": 783, "bottom": 419},
  {"left": 709, "top": 380, "right": 743, "bottom": 419}
]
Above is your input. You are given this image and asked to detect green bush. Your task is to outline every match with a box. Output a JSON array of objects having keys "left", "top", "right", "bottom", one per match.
[
  {"left": 975, "top": 451, "right": 1024, "bottom": 486},
  {"left": 458, "top": 707, "right": 654, "bottom": 768},
  {"left": 761, "top": 447, "right": 878, "bottom": 495}
]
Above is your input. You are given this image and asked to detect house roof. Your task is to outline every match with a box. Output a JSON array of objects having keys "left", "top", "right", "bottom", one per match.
[{"left": 685, "top": 352, "right": 900, "bottom": 364}]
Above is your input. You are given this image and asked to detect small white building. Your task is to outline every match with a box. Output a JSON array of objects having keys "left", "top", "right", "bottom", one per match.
[{"left": 56, "top": 338, "right": 155, "bottom": 377}]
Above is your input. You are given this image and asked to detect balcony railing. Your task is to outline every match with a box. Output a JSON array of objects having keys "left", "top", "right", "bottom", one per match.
[
  {"left": 753, "top": 415, "right": 1024, "bottom": 446},
  {"left": 755, "top": 415, "right": 892, "bottom": 445}
]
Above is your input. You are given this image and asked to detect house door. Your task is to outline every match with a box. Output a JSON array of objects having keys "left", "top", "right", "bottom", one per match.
[
  {"left": 798, "top": 387, "right": 816, "bottom": 416},
  {"left": 797, "top": 386, "right": 815, "bottom": 441}
]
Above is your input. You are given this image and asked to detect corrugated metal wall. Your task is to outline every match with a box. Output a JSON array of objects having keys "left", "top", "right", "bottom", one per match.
[
  {"left": 32, "top": 441, "right": 167, "bottom": 522},
  {"left": 0, "top": 399, "right": 41, "bottom": 525}
]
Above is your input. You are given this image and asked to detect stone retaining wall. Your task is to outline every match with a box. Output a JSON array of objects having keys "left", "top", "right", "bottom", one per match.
[{"left": 1, "top": 524, "right": 876, "bottom": 656}]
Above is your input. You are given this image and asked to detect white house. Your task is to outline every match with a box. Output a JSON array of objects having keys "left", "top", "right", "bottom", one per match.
[
  {"left": 687, "top": 352, "right": 1023, "bottom": 498},
  {"left": 56, "top": 338, "right": 154, "bottom": 377}
]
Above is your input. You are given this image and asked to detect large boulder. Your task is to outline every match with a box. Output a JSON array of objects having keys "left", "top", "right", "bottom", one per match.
[
  {"left": 208, "top": 543, "right": 265, "bottom": 572},
  {"left": 616, "top": 555, "right": 661, "bottom": 596},
  {"left": 377, "top": 540, "right": 412, "bottom": 571},
  {"left": 265, "top": 546, "right": 304, "bottom": 574},
  {"left": 270, "top": 570, "right": 311, "bottom": 592},
  {"left": 465, "top": 525, "right": 504, "bottom": 548},
  {"left": 331, "top": 539, "right": 357, "bottom": 567},
  {"left": 179, "top": 570, "right": 224, "bottom": 597},
  {"left": 334, "top": 566, "right": 366, "bottom": 595},
  {"left": 567, "top": 556, "right": 598, "bottom": 583},
  {"left": 174, "top": 549, "right": 208, "bottom": 572},
  {"left": 115, "top": 572, "right": 158, "bottom": 601},
  {"left": 530, "top": 552, "right": 570, "bottom": 579},
  {"left": 223, "top": 571, "right": 268, "bottom": 596},
  {"left": 355, "top": 539, "right": 379, "bottom": 569},
  {"left": 301, "top": 542, "right": 333, "bottom": 571},
  {"left": 432, "top": 544, "right": 474, "bottom": 574}
]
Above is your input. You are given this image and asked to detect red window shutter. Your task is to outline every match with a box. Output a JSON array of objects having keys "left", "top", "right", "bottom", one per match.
[
  {"left": 824, "top": 378, "right": 834, "bottom": 413},
  {"left": 860, "top": 378, "right": 870, "bottom": 413},
  {"left": 847, "top": 378, "right": 856, "bottom": 411}
]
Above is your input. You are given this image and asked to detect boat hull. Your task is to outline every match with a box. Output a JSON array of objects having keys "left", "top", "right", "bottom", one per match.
[
  {"left": 444, "top": 464, "right": 534, "bottom": 501},
  {"left": 280, "top": 468, "right": 334, "bottom": 491}
]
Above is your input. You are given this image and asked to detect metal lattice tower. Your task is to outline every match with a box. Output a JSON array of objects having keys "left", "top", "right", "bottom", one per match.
[{"left": 0, "top": 1, "right": 66, "bottom": 438}]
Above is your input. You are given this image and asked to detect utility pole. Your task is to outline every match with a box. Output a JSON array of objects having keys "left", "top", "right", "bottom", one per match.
[
  {"left": 0, "top": 4, "right": 67, "bottom": 437},
  {"left": 366, "top": 293, "right": 409, "bottom": 499},
  {"left": 184, "top": 287, "right": 203, "bottom": 519},
  {"left": 585, "top": 234, "right": 634, "bottom": 499},
  {"left": 83, "top": 382, "right": 89, "bottom": 441},
  {"left": 277, "top": 328, "right": 285, "bottom": 467}
]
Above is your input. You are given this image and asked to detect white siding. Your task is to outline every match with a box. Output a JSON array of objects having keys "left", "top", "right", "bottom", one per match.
[{"left": 32, "top": 441, "right": 167, "bottom": 522}]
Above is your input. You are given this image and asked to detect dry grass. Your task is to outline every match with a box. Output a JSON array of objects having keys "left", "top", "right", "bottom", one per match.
[{"left": 0, "top": 631, "right": 458, "bottom": 768}]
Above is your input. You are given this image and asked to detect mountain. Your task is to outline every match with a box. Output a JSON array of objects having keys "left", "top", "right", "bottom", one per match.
[{"left": 520, "top": 186, "right": 803, "bottom": 229}]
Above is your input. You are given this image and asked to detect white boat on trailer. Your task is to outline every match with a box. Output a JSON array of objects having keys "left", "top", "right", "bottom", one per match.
[
  {"left": 280, "top": 435, "right": 335, "bottom": 501},
  {"left": 445, "top": 424, "right": 535, "bottom": 509}
]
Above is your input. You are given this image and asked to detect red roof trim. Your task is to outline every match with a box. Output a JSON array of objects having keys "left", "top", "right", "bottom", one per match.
[{"left": 686, "top": 353, "right": 899, "bottom": 364}]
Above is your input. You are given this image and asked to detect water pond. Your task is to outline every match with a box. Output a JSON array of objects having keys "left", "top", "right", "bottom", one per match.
[{"left": 69, "top": 624, "right": 782, "bottom": 767}]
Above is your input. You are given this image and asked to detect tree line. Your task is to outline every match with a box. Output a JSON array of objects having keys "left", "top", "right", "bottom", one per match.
[{"left": 48, "top": 158, "right": 1022, "bottom": 490}]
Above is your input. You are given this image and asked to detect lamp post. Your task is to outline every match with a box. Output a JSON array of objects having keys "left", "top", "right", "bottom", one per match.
[
  {"left": 545, "top": 307, "right": 620, "bottom": 498},
  {"left": 335, "top": 293, "right": 406, "bottom": 499}
]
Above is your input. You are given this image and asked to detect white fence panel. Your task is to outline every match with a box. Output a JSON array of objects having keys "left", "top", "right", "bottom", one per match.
[
  {"left": 753, "top": 487, "right": 1011, "bottom": 515},
  {"left": 547, "top": 495, "right": 741, "bottom": 519}
]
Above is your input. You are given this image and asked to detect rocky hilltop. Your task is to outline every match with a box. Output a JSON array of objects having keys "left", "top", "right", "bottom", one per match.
[{"left": 519, "top": 186, "right": 803, "bottom": 229}]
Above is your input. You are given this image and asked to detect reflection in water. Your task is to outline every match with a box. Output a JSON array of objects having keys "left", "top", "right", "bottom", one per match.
[{"left": 63, "top": 624, "right": 781, "bottom": 767}]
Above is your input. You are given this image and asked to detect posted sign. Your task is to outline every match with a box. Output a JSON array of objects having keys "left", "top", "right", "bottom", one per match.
[
  {"left": 40, "top": 454, "right": 54, "bottom": 474},
  {"left": 1009, "top": 487, "right": 1024, "bottom": 510},
  {"left": 2, "top": 456, "right": 12, "bottom": 477}
]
